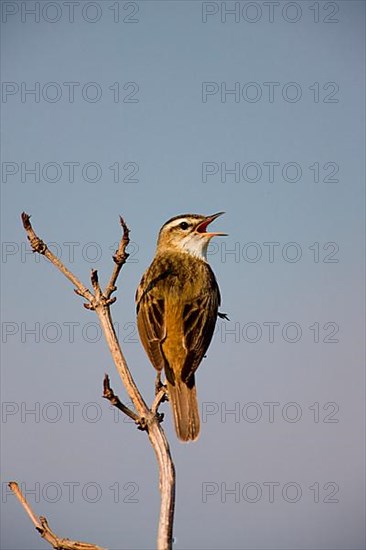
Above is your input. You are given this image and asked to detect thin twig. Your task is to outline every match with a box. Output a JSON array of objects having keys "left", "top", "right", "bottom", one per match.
[
  {"left": 9, "top": 482, "right": 41, "bottom": 528},
  {"left": 102, "top": 374, "right": 141, "bottom": 424},
  {"left": 9, "top": 483, "right": 105, "bottom": 550},
  {"left": 91, "top": 269, "right": 102, "bottom": 301},
  {"left": 151, "top": 387, "right": 168, "bottom": 416},
  {"left": 104, "top": 216, "right": 130, "bottom": 299},
  {"left": 21, "top": 213, "right": 94, "bottom": 306}
]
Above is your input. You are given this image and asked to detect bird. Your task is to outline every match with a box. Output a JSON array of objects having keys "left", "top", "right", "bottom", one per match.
[{"left": 135, "top": 212, "right": 226, "bottom": 441}]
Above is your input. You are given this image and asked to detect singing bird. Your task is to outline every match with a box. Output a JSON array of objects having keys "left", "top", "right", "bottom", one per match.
[{"left": 136, "top": 213, "right": 226, "bottom": 441}]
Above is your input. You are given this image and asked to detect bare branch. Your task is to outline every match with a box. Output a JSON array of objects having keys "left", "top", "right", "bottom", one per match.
[
  {"left": 9, "top": 481, "right": 40, "bottom": 528},
  {"left": 102, "top": 374, "right": 141, "bottom": 424},
  {"left": 90, "top": 269, "right": 102, "bottom": 301},
  {"left": 97, "top": 307, "right": 150, "bottom": 415},
  {"left": 20, "top": 213, "right": 176, "bottom": 550},
  {"left": 21, "top": 213, "right": 94, "bottom": 306},
  {"left": 151, "top": 387, "right": 168, "bottom": 416},
  {"left": 9, "top": 482, "right": 105, "bottom": 550},
  {"left": 104, "top": 216, "right": 130, "bottom": 299}
]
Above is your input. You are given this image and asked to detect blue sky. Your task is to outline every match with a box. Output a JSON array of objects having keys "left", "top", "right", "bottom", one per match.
[{"left": 1, "top": 1, "right": 365, "bottom": 549}]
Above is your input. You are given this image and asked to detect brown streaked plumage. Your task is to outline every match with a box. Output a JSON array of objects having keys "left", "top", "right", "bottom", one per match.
[{"left": 136, "top": 213, "right": 226, "bottom": 441}]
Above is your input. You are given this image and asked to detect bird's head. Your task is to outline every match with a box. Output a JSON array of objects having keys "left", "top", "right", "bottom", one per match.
[{"left": 156, "top": 212, "right": 227, "bottom": 260}]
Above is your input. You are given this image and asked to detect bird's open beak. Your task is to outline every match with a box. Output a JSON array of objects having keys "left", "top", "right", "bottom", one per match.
[{"left": 196, "top": 212, "right": 227, "bottom": 237}]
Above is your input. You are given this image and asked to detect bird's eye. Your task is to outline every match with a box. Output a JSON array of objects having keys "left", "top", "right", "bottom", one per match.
[{"left": 179, "top": 222, "right": 189, "bottom": 230}]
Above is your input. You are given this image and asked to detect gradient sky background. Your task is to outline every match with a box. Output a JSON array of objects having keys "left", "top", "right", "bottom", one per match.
[{"left": 1, "top": 1, "right": 365, "bottom": 549}]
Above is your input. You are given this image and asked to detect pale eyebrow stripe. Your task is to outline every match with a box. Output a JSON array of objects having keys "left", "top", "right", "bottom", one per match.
[{"left": 170, "top": 219, "right": 190, "bottom": 228}]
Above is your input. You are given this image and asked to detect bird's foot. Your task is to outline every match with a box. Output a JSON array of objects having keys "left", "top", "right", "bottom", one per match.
[{"left": 155, "top": 374, "right": 168, "bottom": 399}]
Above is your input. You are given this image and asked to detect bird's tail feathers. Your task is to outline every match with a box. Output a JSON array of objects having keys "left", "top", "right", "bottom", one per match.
[{"left": 166, "top": 377, "right": 200, "bottom": 442}]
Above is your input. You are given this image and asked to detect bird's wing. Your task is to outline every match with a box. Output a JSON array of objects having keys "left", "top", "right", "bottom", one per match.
[
  {"left": 180, "top": 288, "right": 220, "bottom": 384},
  {"left": 136, "top": 271, "right": 169, "bottom": 372}
]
